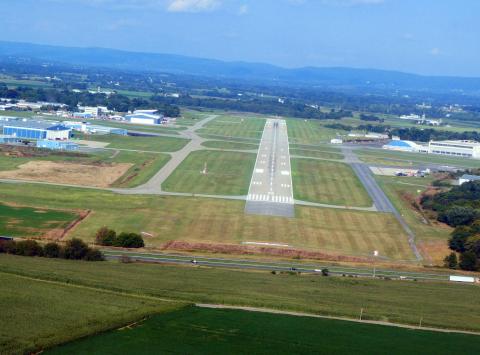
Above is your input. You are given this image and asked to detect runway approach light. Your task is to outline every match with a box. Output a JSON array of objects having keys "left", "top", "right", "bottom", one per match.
[{"left": 373, "top": 250, "right": 379, "bottom": 257}]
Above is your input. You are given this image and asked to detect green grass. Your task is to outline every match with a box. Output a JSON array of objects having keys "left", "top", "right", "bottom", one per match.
[
  {"left": 289, "top": 143, "right": 341, "bottom": 152},
  {"left": 201, "top": 140, "right": 259, "bottom": 150},
  {"left": 1, "top": 255, "right": 480, "bottom": 333},
  {"left": 0, "top": 183, "right": 411, "bottom": 259},
  {"left": 84, "top": 119, "right": 185, "bottom": 135},
  {"left": 197, "top": 115, "right": 265, "bottom": 139},
  {"left": 163, "top": 150, "right": 256, "bottom": 195},
  {"left": 0, "top": 78, "right": 53, "bottom": 89},
  {"left": 290, "top": 148, "right": 344, "bottom": 160},
  {"left": 0, "top": 203, "right": 77, "bottom": 237},
  {"left": 74, "top": 133, "right": 189, "bottom": 152},
  {"left": 292, "top": 158, "right": 372, "bottom": 207},
  {"left": 107, "top": 151, "right": 170, "bottom": 187},
  {"left": 286, "top": 118, "right": 339, "bottom": 144},
  {"left": 48, "top": 306, "right": 480, "bottom": 355},
  {"left": 0, "top": 270, "right": 181, "bottom": 354},
  {"left": 357, "top": 148, "right": 480, "bottom": 168}
]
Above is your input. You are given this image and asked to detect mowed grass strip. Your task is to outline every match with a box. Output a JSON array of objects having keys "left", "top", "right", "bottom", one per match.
[
  {"left": 197, "top": 115, "right": 265, "bottom": 139},
  {"left": 162, "top": 150, "right": 256, "bottom": 195},
  {"left": 290, "top": 148, "right": 343, "bottom": 160},
  {"left": 201, "top": 140, "right": 259, "bottom": 150},
  {"left": 2, "top": 255, "right": 480, "bottom": 333},
  {"left": 286, "top": 119, "right": 338, "bottom": 144},
  {"left": 292, "top": 158, "right": 372, "bottom": 207},
  {"left": 0, "top": 183, "right": 410, "bottom": 259},
  {"left": 48, "top": 306, "right": 480, "bottom": 355},
  {"left": 0, "top": 203, "right": 77, "bottom": 237},
  {"left": 76, "top": 133, "right": 189, "bottom": 152},
  {"left": 0, "top": 270, "right": 181, "bottom": 354}
]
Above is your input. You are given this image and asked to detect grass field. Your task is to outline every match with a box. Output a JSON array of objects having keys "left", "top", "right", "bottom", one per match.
[
  {"left": 0, "top": 183, "right": 411, "bottom": 259},
  {"left": 291, "top": 158, "right": 372, "bottom": 207},
  {"left": 289, "top": 143, "right": 341, "bottom": 152},
  {"left": 375, "top": 175, "right": 452, "bottom": 264},
  {"left": 75, "top": 133, "right": 189, "bottom": 152},
  {"left": 197, "top": 115, "right": 265, "bottom": 139},
  {"left": 163, "top": 150, "right": 256, "bottom": 195},
  {"left": 201, "top": 140, "right": 259, "bottom": 150},
  {"left": 1, "top": 255, "right": 480, "bottom": 333},
  {"left": 286, "top": 119, "right": 339, "bottom": 144},
  {"left": 357, "top": 148, "right": 480, "bottom": 168},
  {"left": 0, "top": 203, "right": 77, "bottom": 237},
  {"left": 290, "top": 148, "right": 344, "bottom": 160},
  {"left": 0, "top": 270, "right": 181, "bottom": 354},
  {"left": 48, "top": 306, "right": 480, "bottom": 355},
  {"left": 83, "top": 119, "right": 185, "bottom": 135}
]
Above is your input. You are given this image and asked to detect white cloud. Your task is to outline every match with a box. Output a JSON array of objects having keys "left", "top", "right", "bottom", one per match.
[
  {"left": 430, "top": 47, "right": 441, "bottom": 56},
  {"left": 238, "top": 4, "right": 248, "bottom": 15},
  {"left": 290, "top": 0, "right": 385, "bottom": 6},
  {"left": 167, "top": 0, "right": 221, "bottom": 12}
]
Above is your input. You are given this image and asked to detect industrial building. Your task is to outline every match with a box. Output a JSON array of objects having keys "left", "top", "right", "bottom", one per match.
[
  {"left": 2, "top": 120, "right": 71, "bottom": 140},
  {"left": 428, "top": 140, "right": 480, "bottom": 159},
  {"left": 63, "top": 121, "right": 127, "bottom": 135},
  {"left": 459, "top": 174, "right": 480, "bottom": 185},
  {"left": 125, "top": 110, "right": 164, "bottom": 125},
  {"left": 382, "top": 140, "right": 427, "bottom": 153},
  {"left": 36, "top": 140, "right": 78, "bottom": 151}
]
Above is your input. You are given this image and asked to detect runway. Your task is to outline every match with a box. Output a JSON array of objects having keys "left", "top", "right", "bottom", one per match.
[{"left": 245, "top": 119, "right": 295, "bottom": 217}]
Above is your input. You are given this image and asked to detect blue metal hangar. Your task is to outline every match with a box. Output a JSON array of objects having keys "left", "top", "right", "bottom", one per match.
[{"left": 3, "top": 121, "right": 72, "bottom": 140}]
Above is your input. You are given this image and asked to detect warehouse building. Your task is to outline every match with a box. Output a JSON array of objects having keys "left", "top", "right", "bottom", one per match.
[
  {"left": 383, "top": 140, "right": 427, "bottom": 153},
  {"left": 428, "top": 140, "right": 480, "bottom": 159},
  {"left": 3, "top": 120, "right": 71, "bottom": 140},
  {"left": 459, "top": 174, "right": 480, "bottom": 185},
  {"left": 36, "top": 140, "right": 78, "bottom": 151},
  {"left": 125, "top": 110, "right": 164, "bottom": 125}
]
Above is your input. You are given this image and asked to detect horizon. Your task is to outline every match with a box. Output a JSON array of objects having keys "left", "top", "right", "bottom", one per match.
[{"left": 1, "top": 0, "right": 479, "bottom": 77}]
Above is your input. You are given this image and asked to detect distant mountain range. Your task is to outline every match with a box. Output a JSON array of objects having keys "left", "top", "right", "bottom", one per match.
[{"left": 1, "top": 40, "right": 480, "bottom": 94}]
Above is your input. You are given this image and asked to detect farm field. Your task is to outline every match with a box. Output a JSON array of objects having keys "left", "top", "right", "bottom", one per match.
[
  {"left": 74, "top": 133, "right": 189, "bottom": 152},
  {"left": 0, "top": 270, "right": 181, "bottom": 354},
  {"left": 290, "top": 148, "right": 344, "bottom": 160},
  {"left": 0, "top": 203, "right": 78, "bottom": 238},
  {"left": 286, "top": 118, "right": 339, "bottom": 144},
  {"left": 201, "top": 140, "right": 259, "bottom": 150},
  {"left": 196, "top": 115, "right": 265, "bottom": 139},
  {"left": 163, "top": 150, "right": 256, "bottom": 195},
  {"left": 48, "top": 306, "right": 480, "bottom": 355},
  {"left": 357, "top": 148, "right": 480, "bottom": 168},
  {"left": 1, "top": 255, "right": 480, "bottom": 333},
  {"left": 375, "top": 175, "right": 452, "bottom": 265},
  {"left": 0, "top": 183, "right": 411, "bottom": 259},
  {"left": 291, "top": 158, "right": 372, "bottom": 207}
]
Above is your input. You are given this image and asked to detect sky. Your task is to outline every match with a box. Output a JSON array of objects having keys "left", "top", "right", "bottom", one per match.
[{"left": 1, "top": 0, "right": 479, "bottom": 77}]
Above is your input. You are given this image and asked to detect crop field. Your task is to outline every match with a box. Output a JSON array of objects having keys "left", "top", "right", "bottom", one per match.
[
  {"left": 163, "top": 150, "right": 256, "bottom": 195},
  {"left": 201, "top": 140, "right": 259, "bottom": 150},
  {"left": 75, "top": 133, "right": 189, "bottom": 152},
  {"left": 357, "top": 148, "right": 480, "bottom": 168},
  {"left": 197, "top": 115, "right": 265, "bottom": 139},
  {"left": 0, "top": 270, "right": 181, "bottom": 354},
  {"left": 0, "top": 203, "right": 78, "bottom": 237},
  {"left": 286, "top": 119, "right": 338, "bottom": 144},
  {"left": 375, "top": 175, "right": 452, "bottom": 264},
  {"left": 291, "top": 158, "right": 372, "bottom": 207},
  {"left": 48, "top": 306, "right": 480, "bottom": 355},
  {"left": 2, "top": 255, "right": 480, "bottom": 333},
  {"left": 0, "top": 183, "right": 411, "bottom": 259},
  {"left": 290, "top": 148, "right": 344, "bottom": 160}
]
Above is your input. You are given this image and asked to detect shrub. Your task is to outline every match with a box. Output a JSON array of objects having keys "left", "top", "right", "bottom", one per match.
[
  {"left": 15, "top": 240, "right": 43, "bottom": 257},
  {"left": 2, "top": 240, "right": 18, "bottom": 254},
  {"left": 115, "top": 232, "right": 144, "bottom": 248},
  {"left": 443, "top": 252, "right": 458, "bottom": 269},
  {"left": 95, "top": 227, "right": 117, "bottom": 246},
  {"left": 459, "top": 251, "right": 479, "bottom": 271},
  {"left": 84, "top": 248, "right": 104, "bottom": 261},
  {"left": 62, "top": 238, "right": 90, "bottom": 260},
  {"left": 43, "top": 242, "right": 61, "bottom": 258}
]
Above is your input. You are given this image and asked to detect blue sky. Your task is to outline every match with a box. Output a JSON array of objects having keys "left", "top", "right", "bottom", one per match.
[{"left": 2, "top": 0, "right": 479, "bottom": 77}]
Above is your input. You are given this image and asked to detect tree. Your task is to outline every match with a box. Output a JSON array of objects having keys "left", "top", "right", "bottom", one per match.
[
  {"left": 443, "top": 252, "right": 458, "bottom": 269},
  {"left": 448, "top": 226, "right": 472, "bottom": 252},
  {"left": 438, "top": 206, "right": 477, "bottom": 227},
  {"left": 459, "top": 251, "right": 479, "bottom": 271},
  {"left": 465, "top": 235, "right": 480, "bottom": 258},
  {"left": 15, "top": 240, "right": 43, "bottom": 257},
  {"left": 95, "top": 227, "right": 117, "bottom": 246},
  {"left": 84, "top": 248, "right": 104, "bottom": 261},
  {"left": 62, "top": 238, "right": 90, "bottom": 260},
  {"left": 43, "top": 242, "right": 61, "bottom": 258},
  {"left": 114, "top": 232, "right": 144, "bottom": 248}
]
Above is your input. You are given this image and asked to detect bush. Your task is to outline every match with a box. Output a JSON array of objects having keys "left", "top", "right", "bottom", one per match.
[
  {"left": 62, "top": 238, "right": 90, "bottom": 260},
  {"left": 448, "top": 226, "right": 472, "bottom": 252},
  {"left": 443, "top": 252, "right": 458, "bottom": 269},
  {"left": 459, "top": 251, "right": 479, "bottom": 271},
  {"left": 43, "top": 242, "right": 61, "bottom": 258},
  {"left": 95, "top": 227, "right": 117, "bottom": 246},
  {"left": 114, "top": 232, "right": 144, "bottom": 248},
  {"left": 2, "top": 240, "right": 18, "bottom": 254},
  {"left": 15, "top": 240, "right": 43, "bottom": 257},
  {"left": 84, "top": 248, "right": 104, "bottom": 261}
]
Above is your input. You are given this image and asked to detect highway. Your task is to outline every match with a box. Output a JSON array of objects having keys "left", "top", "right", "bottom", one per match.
[
  {"left": 245, "top": 118, "right": 295, "bottom": 217},
  {"left": 102, "top": 249, "right": 453, "bottom": 282}
]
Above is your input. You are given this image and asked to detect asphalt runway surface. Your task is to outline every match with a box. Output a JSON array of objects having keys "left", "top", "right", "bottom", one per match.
[{"left": 245, "top": 119, "right": 295, "bottom": 217}]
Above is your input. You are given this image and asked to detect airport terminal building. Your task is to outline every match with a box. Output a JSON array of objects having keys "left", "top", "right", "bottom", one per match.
[{"left": 428, "top": 140, "right": 480, "bottom": 159}]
